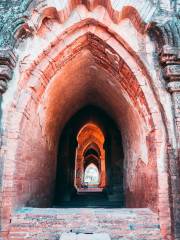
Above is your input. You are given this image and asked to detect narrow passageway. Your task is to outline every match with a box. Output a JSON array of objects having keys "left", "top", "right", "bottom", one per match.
[{"left": 54, "top": 106, "right": 124, "bottom": 208}]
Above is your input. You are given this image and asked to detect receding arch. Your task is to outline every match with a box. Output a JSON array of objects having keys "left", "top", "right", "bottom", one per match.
[
  {"left": 54, "top": 105, "right": 124, "bottom": 207},
  {"left": 75, "top": 122, "right": 105, "bottom": 190},
  {"left": 84, "top": 145, "right": 100, "bottom": 158}
]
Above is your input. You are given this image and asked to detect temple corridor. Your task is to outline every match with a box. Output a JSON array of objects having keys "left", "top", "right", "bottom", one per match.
[
  {"left": 54, "top": 106, "right": 124, "bottom": 208},
  {"left": 0, "top": 1, "right": 179, "bottom": 239}
]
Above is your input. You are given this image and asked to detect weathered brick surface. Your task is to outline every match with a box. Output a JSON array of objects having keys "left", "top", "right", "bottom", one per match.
[{"left": 9, "top": 208, "right": 161, "bottom": 240}]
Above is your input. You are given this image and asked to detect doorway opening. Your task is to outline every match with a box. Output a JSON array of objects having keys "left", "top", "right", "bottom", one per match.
[
  {"left": 84, "top": 163, "right": 100, "bottom": 187},
  {"left": 54, "top": 105, "right": 124, "bottom": 208}
]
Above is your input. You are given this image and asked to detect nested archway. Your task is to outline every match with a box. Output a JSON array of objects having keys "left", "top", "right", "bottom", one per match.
[
  {"left": 84, "top": 144, "right": 100, "bottom": 159},
  {"left": 1, "top": 14, "right": 171, "bottom": 238},
  {"left": 54, "top": 105, "right": 124, "bottom": 207},
  {"left": 75, "top": 123, "right": 105, "bottom": 189},
  {"left": 83, "top": 144, "right": 101, "bottom": 169}
]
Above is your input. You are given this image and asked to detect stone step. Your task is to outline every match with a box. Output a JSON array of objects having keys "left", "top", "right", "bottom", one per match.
[
  {"left": 54, "top": 201, "right": 123, "bottom": 208},
  {"left": 55, "top": 191, "right": 123, "bottom": 208},
  {"left": 9, "top": 208, "right": 162, "bottom": 240}
]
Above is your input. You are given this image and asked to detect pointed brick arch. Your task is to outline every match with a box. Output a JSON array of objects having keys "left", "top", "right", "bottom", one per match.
[{"left": 0, "top": 9, "right": 172, "bottom": 240}]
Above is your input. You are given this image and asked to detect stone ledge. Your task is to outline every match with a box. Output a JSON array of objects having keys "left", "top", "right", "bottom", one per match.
[
  {"left": 163, "top": 65, "right": 180, "bottom": 81},
  {"left": 167, "top": 81, "right": 180, "bottom": 93},
  {"left": 0, "top": 49, "right": 17, "bottom": 94},
  {"left": 160, "top": 45, "right": 180, "bottom": 64},
  {"left": 0, "top": 49, "right": 16, "bottom": 67}
]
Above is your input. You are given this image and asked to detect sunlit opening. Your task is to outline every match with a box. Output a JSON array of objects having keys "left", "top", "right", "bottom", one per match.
[{"left": 84, "top": 163, "right": 100, "bottom": 186}]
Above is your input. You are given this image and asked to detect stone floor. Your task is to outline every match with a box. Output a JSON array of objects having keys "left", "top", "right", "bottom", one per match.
[{"left": 9, "top": 208, "right": 162, "bottom": 240}]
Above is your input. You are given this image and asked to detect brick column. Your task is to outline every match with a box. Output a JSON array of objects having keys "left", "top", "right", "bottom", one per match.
[
  {"left": 0, "top": 48, "right": 16, "bottom": 239},
  {"left": 160, "top": 45, "right": 180, "bottom": 239}
]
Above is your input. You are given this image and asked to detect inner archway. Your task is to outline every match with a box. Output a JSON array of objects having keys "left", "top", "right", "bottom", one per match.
[
  {"left": 54, "top": 106, "right": 124, "bottom": 207},
  {"left": 75, "top": 123, "right": 105, "bottom": 191},
  {"left": 84, "top": 163, "right": 100, "bottom": 187}
]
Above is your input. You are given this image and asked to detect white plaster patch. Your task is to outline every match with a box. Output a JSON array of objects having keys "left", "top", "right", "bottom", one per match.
[
  {"left": 60, "top": 233, "right": 111, "bottom": 240},
  {"left": 1, "top": 61, "right": 20, "bottom": 119}
]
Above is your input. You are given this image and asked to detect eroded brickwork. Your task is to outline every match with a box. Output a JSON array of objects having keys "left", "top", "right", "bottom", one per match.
[
  {"left": 0, "top": 1, "right": 180, "bottom": 239},
  {"left": 9, "top": 208, "right": 161, "bottom": 240}
]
